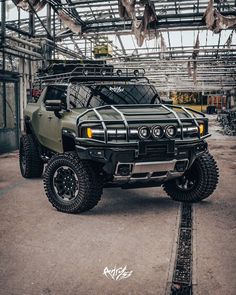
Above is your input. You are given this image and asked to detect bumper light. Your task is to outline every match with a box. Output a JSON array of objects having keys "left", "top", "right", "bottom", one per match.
[
  {"left": 117, "top": 164, "right": 132, "bottom": 176},
  {"left": 175, "top": 160, "right": 188, "bottom": 172},
  {"left": 89, "top": 149, "right": 104, "bottom": 159}
]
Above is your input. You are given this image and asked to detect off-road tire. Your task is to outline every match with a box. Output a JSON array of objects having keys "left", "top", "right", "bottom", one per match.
[
  {"left": 19, "top": 134, "right": 44, "bottom": 178},
  {"left": 163, "top": 152, "right": 219, "bottom": 202},
  {"left": 43, "top": 152, "right": 103, "bottom": 213}
]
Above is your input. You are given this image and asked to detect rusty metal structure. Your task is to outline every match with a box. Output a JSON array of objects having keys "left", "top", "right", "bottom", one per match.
[
  {"left": 1, "top": 0, "right": 236, "bottom": 89},
  {"left": 0, "top": 0, "right": 236, "bottom": 151}
]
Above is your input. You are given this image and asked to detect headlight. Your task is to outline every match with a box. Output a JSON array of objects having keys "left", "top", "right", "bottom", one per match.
[
  {"left": 86, "top": 128, "right": 93, "bottom": 138},
  {"left": 151, "top": 125, "right": 164, "bottom": 139},
  {"left": 199, "top": 123, "right": 205, "bottom": 136},
  {"left": 82, "top": 127, "right": 137, "bottom": 140},
  {"left": 138, "top": 126, "right": 150, "bottom": 140},
  {"left": 165, "top": 125, "right": 177, "bottom": 138}
]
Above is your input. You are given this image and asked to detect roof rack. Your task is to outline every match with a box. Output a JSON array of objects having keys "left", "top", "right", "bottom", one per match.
[
  {"left": 35, "top": 65, "right": 148, "bottom": 84},
  {"left": 38, "top": 62, "right": 110, "bottom": 76},
  {"left": 37, "top": 60, "right": 106, "bottom": 75}
]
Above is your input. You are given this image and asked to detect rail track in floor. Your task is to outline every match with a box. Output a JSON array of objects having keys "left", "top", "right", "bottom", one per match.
[{"left": 170, "top": 203, "right": 193, "bottom": 295}]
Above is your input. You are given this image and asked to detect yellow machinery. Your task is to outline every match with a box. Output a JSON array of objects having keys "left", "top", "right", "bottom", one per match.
[{"left": 93, "top": 44, "right": 113, "bottom": 58}]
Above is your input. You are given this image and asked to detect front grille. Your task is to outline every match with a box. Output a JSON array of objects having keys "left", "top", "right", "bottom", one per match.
[{"left": 77, "top": 104, "right": 204, "bottom": 144}]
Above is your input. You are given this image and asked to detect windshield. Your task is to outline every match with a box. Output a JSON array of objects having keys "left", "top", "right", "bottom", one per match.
[{"left": 69, "top": 83, "right": 160, "bottom": 108}]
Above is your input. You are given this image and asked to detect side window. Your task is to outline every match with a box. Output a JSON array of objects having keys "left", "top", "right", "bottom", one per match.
[
  {"left": 44, "top": 85, "right": 67, "bottom": 107},
  {"left": 69, "top": 84, "right": 86, "bottom": 108},
  {"left": 80, "top": 86, "right": 105, "bottom": 108}
]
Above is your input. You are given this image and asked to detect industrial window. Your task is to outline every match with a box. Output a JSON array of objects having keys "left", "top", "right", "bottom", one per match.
[
  {"left": 0, "top": 82, "right": 16, "bottom": 129},
  {"left": 0, "top": 82, "right": 4, "bottom": 129},
  {"left": 6, "top": 83, "right": 16, "bottom": 129}
]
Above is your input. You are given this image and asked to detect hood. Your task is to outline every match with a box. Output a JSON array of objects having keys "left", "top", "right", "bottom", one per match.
[{"left": 79, "top": 104, "right": 195, "bottom": 124}]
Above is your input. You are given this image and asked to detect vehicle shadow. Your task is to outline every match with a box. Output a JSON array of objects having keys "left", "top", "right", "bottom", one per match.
[{"left": 83, "top": 187, "right": 179, "bottom": 216}]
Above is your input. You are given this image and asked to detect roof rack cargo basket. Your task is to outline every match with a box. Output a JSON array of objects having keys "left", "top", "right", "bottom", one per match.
[
  {"left": 37, "top": 61, "right": 109, "bottom": 76},
  {"left": 36, "top": 65, "right": 146, "bottom": 84}
]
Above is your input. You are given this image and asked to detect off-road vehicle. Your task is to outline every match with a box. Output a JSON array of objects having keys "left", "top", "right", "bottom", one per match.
[{"left": 19, "top": 64, "right": 219, "bottom": 213}]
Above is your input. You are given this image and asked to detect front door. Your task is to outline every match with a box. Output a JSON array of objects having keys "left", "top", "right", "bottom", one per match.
[{"left": 37, "top": 85, "right": 67, "bottom": 153}]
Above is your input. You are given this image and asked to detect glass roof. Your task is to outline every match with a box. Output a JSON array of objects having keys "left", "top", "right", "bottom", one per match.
[{"left": 1, "top": 0, "right": 236, "bottom": 91}]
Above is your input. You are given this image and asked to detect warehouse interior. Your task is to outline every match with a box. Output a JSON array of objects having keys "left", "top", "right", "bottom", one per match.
[
  {"left": 1, "top": 0, "right": 236, "bottom": 152},
  {"left": 0, "top": 0, "right": 236, "bottom": 295}
]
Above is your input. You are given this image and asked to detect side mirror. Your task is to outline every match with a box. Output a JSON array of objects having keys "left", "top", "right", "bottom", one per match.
[{"left": 45, "top": 100, "right": 65, "bottom": 112}]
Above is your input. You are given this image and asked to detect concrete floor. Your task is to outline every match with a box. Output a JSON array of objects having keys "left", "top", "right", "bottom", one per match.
[{"left": 0, "top": 116, "right": 235, "bottom": 295}]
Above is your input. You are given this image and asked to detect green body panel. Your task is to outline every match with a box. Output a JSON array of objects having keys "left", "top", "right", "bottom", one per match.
[{"left": 24, "top": 87, "right": 86, "bottom": 153}]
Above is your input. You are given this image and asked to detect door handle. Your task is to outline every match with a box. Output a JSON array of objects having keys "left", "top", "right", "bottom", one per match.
[
  {"left": 48, "top": 115, "right": 53, "bottom": 120},
  {"left": 38, "top": 113, "right": 43, "bottom": 117}
]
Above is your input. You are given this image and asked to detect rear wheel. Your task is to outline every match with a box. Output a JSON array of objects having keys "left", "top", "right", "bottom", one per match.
[
  {"left": 163, "top": 152, "right": 219, "bottom": 202},
  {"left": 19, "top": 134, "right": 44, "bottom": 178},
  {"left": 43, "top": 152, "right": 103, "bottom": 213}
]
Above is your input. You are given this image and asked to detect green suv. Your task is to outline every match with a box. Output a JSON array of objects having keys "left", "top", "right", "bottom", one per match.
[{"left": 19, "top": 65, "right": 219, "bottom": 213}]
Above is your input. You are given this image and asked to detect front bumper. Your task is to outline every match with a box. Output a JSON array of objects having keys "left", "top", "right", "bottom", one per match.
[
  {"left": 75, "top": 138, "right": 208, "bottom": 179},
  {"left": 114, "top": 159, "right": 189, "bottom": 183}
]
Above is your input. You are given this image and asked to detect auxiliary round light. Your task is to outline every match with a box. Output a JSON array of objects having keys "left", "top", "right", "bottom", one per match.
[
  {"left": 138, "top": 126, "right": 150, "bottom": 140},
  {"left": 151, "top": 125, "right": 164, "bottom": 139},
  {"left": 116, "top": 69, "right": 123, "bottom": 76},
  {"left": 165, "top": 125, "right": 177, "bottom": 138},
  {"left": 83, "top": 69, "right": 89, "bottom": 76},
  {"left": 134, "top": 70, "right": 139, "bottom": 77},
  {"left": 101, "top": 69, "right": 107, "bottom": 76}
]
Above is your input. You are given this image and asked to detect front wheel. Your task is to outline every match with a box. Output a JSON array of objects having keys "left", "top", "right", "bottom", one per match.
[
  {"left": 163, "top": 152, "right": 219, "bottom": 202},
  {"left": 43, "top": 153, "right": 103, "bottom": 213}
]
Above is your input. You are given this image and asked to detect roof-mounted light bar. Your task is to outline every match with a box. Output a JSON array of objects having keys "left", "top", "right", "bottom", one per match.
[{"left": 70, "top": 66, "right": 145, "bottom": 78}]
